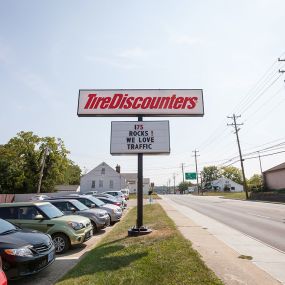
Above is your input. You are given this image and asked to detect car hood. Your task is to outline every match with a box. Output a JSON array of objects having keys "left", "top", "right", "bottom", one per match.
[
  {"left": 102, "top": 204, "right": 121, "bottom": 211},
  {"left": 54, "top": 215, "right": 90, "bottom": 225},
  {"left": 0, "top": 229, "right": 50, "bottom": 249},
  {"left": 83, "top": 208, "right": 107, "bottom": 215}
]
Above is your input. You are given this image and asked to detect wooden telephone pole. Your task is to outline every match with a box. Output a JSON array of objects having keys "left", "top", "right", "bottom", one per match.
[{"left": 227, "top": 114, "right": 249, "bottom": 199}]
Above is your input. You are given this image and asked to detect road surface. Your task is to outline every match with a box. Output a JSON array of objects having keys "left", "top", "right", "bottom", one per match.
[{"left": 167, "top": 194, "right": 285, "bottom": 252}]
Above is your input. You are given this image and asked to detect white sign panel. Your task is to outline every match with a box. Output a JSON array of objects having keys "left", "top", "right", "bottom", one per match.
[
  {"left": 78, "top": 89, "right": 204, "bottom": 117},
  {"left": 111, "top": 121, "right": 170, "bottom": 155}
]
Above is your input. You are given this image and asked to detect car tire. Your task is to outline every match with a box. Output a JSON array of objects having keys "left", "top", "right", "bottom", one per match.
[
  {"left": 91, "top": 221, "right": 98, "bottom": 233},
  {"left": 52, "top": 233, "right": 70, "bottom": 254}
]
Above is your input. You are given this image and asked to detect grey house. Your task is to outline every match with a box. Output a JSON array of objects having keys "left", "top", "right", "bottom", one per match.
[{"left": 80, "top": 162, "right": 126, "bottom": 194}]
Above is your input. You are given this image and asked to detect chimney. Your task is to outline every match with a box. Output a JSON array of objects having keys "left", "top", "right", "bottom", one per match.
[{"left": 115, "top": 164, "right": 121, "bottom": 173}]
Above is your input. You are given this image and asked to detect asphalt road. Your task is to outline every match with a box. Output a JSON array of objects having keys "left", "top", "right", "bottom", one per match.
[{"left": 167, "top": 194, "right": 285, "bottom": 252}]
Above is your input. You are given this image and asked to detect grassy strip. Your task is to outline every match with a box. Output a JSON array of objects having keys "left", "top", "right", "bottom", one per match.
[
  {"left": 56, "top": 204, "right": 223, "bottom": 285},
  {"left": 129, "top": 193, "right": 161, "bottom": 200},
  {"left": 203, "top": 192, "right": 246, "bottom": 200}
]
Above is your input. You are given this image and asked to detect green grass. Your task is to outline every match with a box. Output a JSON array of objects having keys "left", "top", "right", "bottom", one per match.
[
  {"left": 203, "top": 191, "right": 246, "bottom": 200},
  {"left": 129, "top": 193, "right": 161, "bottom": 200},
  {"left": 57, "top": 204, "right": 223, "bottom": 285}
]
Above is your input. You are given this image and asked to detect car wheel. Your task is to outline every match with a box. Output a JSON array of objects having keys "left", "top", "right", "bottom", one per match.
[
  {"left": 91, "top": 221, "right": 98, "bottom": 233},
  {"left": 52, "top": 233, "right": 70, "bottom": 254},
  {"left": 108, "top": 214, "right": 115, "bottom": 226}
]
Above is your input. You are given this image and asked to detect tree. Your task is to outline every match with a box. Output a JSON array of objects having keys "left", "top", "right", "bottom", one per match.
[
  {"left": 221, "top": 166, "right": 243, "bottom": 184},
  {"left": 248, "top": 174, "right": 262, "bottom": 191},
  {"left": 201, "top": 166, "right": 221, "bottom": 186},
  {"left": 178, "top": 182, "right": 190, "bottom": 194},
  {"left": 0, "top": 132, "right": 81, "bottom": 194}
]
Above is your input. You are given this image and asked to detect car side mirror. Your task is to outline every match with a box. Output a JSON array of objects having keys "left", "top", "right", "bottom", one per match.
[
  {"left": 34, "top": 214, "right": 44, "bottom": 220},
  {"left": 90, "top": 203, "right": 96, "bottom": 208}
]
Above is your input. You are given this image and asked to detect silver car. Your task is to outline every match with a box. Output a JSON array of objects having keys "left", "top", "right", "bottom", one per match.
[
  {"left": 52, "top": 195, "right": 122, "bottom": 224},
  {"left": 45, "top": 199, "right": 110, "bottom": 232}
]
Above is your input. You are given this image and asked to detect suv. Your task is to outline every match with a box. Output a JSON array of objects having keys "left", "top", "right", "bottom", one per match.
[
  {"left": 49, "top": 195, "right": 122, "bottom": 224},
  {"left": 45, "top": 199, "right": 110, "bottom": 232},
  {"left": 0, "top": 218, "right": 55, "bottom": 279},
  {"left": 0, "top": 202, "right": 93, "bottom": 254}
]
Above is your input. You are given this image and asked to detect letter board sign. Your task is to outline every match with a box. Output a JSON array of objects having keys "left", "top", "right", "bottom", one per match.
[
  {"left": 78, "top": 89, "right": 204, "bottom": 117},
  {"left": 110, "top": 121, "right": 170, "bottom": 155}
]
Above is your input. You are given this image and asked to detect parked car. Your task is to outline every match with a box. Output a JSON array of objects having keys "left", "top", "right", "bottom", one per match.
[
  {"left": 95, "top": 195, "right": 123, "bottom": 209},
  {"left": 102, "top": 191, "right": 127, "bottom": 208},
  {"left": 0, "top": 202, "right": 93, "bottom": 254},
  {"left": 45, "top": 199, "right": 110, "bottom": 232},
  {"left": 49, "top": 195, "right": 122, "bottom": 224},
  {"left": 0, "top": 257, "right": 7, "bottom": 285},
  {"left": 120, "top": 189, "right": 130, "bottom": 200},
  {"left": 30, "top": 194, "right": 50, "bottom": 201},
  {"left": 83, "top": 191, "right": 98, "bottom": 195},
  {"left": 0, "top": 218, "right": 55, "bottom": 279}
]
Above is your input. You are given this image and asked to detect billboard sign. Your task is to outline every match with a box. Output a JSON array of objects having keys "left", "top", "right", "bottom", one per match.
[
  {"left": 110, "top": 121, "right": 170, "bottom": 155},
  {"left": 78, "top": 89, "right": 204, "bottom": 117}
]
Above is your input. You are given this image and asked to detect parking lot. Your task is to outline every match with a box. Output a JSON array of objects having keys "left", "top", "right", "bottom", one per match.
[{"left": 9, "top": 203, "right": 134, "bottom": 285}]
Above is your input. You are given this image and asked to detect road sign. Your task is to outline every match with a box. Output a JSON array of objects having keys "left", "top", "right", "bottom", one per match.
[{"left": 185, "top": 172, "right": 197, "bottom": 180}]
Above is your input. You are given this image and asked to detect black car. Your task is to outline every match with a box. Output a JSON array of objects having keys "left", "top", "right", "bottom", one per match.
[{"left": 0, "top": 218, "right": 55, "bottom": 279}]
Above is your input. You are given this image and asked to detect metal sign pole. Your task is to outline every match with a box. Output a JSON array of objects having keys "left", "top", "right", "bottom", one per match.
[
  {"left": 128, "top": 115, "right": 152, "bottom": 236},
  {"left": 137, "top": 115, "right": 143, "bottom": 228}
]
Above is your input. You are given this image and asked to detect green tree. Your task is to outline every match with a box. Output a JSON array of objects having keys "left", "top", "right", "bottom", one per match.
[
  {"left": 178, "top": 182, "right": 190, "bottom": 194},
  {"left": 221, "top": 166, "right": 243, "bottom": 184},
  {"left": 248, "top": 174, "right": 262, "bottom": 190},
  {"left": 201, "top": 166, "right": 221, "bottom": 187},
  {"left": 0, "top": 132, "right": 81, "bottom": 194}
]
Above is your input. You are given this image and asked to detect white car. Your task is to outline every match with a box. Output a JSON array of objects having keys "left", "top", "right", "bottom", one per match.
[{"left": 30, "top": 194, "right": 50, "bottom": 201}]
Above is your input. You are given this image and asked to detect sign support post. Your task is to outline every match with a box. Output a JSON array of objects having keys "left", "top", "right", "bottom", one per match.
[{"left": 128, "top": 115, "right": 152, "bottom": 236}]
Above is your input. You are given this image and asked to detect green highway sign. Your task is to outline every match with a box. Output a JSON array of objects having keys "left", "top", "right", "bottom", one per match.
[{"left": 185, "top": 172, "right": 197, "bottom": 180}]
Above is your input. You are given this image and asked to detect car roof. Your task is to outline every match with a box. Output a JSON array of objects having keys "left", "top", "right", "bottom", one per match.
[
  {"left": 44, "top": 199, "right": 79, "bottom": 203},
  {"left": 0, "top": 201, "right": 51, "bottom": 207}
]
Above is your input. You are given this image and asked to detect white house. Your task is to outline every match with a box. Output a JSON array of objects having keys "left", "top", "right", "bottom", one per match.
[
  {"left": 80, "top": 162, "right": 126, "bottom": 194},
  {"left": 207, "top": 177, "right": 244, "bottom": 192},
  {"left": 121, "top": 173, "right": 150, "bottom": 194}
]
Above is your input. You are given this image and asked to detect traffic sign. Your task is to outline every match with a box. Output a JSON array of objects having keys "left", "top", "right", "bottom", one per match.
[{"left": 185, "top": 172, "right": 197, "bottom": 180}]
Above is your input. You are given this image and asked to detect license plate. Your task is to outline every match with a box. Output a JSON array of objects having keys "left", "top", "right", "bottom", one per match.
[{"left": 48, "top": 252, "right": 54, "bottom": 263}]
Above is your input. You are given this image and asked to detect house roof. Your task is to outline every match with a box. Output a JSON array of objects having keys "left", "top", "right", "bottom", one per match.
[
  {"left": 121, "top": 173, "right": 150, "bottom": 183},
  {"left": 264, "top": 162, "right": 285, "bottom": 173},
  {"left": 55, "top": 185, "right": 80, "bottom": 192}
]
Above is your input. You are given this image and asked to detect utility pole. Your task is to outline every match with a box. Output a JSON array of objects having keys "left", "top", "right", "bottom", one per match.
[
  {"left": 181, "top": 163, "right": 185, "bottom": 183},
  {"left": 193, "top": 150, "right": 200, "bottom": 195},
  {"left": 37, "top": 147, "right": 50, "bottom": 194},
  {"left": 173, "top": 173, "right": 176, "bottom": 194},
  {"left": 168, "top": 178, "right": 171, "bottom": 194},
  {"left": 227, "top": 114, "right": 249, "bottom": 199},
  {"left": 258, "top": 151, "right": 263, "bottom": 175}
]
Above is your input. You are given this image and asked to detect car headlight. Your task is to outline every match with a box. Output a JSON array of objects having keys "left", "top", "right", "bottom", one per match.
[
  {"left": 5, "top": 247, "right": 33, "bottom": 257},
  {"left": 68, "top": 221, "right": 84, "bottom": 230}
]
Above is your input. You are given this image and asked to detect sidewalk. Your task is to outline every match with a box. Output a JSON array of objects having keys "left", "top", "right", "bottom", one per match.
[{"left": 158, "top": 197, "right": 283, "bottom": 285}]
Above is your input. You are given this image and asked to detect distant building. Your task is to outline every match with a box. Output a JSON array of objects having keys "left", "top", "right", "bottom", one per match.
[
  {"left": 263, "top": 162, "right": 285, "bottom": 190},
  {"left": 80, "top": 162, "right": 126, "bottom": 194},
  {"left": 55, "top": 185, "right": 80, "bottom": 193},
  {"left": 205, "top": 177, "right": 243, "bottom": 192},
  {"left": 121, "top": 173, "right": 150, "bottom": 194},
  {"left": 80, "top": 162, "right": 150, "bottom": 194}
]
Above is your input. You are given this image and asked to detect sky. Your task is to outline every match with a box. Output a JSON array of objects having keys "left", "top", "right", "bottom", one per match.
[{"left": 0, "top": 0, "right": 285, "bottom": 187}]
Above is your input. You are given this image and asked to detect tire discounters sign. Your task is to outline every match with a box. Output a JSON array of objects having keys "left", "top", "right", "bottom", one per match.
[
  {"left": 110, "top": 121, "right": 170, "bottom": 155},
  {"left": 77, "top": 89, "right": 204, "bottom": 117}
]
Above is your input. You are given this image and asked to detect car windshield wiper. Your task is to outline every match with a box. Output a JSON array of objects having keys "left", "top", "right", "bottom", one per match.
[{"left": 0, "top": 229, "right": 18, "bottom": 235}]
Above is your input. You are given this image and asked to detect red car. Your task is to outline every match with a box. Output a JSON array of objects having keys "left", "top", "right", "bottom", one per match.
[{"left": 0, "top": 257, "right": 7, "bottom": 285}]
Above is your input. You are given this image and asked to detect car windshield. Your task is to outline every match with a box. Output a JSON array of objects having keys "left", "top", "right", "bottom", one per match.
[
  {"left": 98, "top": 196, "right": 117, "bottom": 202},
  {"left": 70, "top": 200, "right": 89, "bottom": 211},
  {"left": 0, "top": 219, "right": 17, "bottom": 234},
  {"left": 37, "top": 203, "right": 64, "bottom": 219},
  {"left": 87, "top": 196, "right": 105, "bottom": 207}
]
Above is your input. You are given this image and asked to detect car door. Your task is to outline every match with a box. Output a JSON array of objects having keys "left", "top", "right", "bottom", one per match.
[{"left": 15, "top": 206, "right": 49, "bottom": 233}]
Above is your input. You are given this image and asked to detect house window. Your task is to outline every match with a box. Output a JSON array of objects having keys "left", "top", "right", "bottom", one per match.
[
  {"left": 231, "top": 187, "right": 235, "bottom": 190},
  {"left": 101, "top": 168, "right": 105, "bottom": 175},
  {"left": 91, "top": 180, "right": 95, "bottom": 188},
  {"left": 110, "top": 180, "right": 114, "bottom": 189},
  {"left": 99, "top": 180, "right": 103, "bottom": 188}
]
